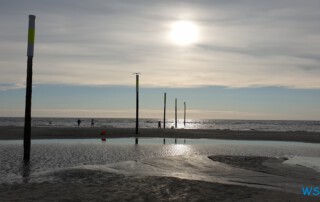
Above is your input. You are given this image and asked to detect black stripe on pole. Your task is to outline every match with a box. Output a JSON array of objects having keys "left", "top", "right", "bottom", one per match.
[
  {"left": 24, "top": 56, "right": 33, "bottom": 160},
  {"left": 24, "top": 15, "right": 35, "bottom": 161},
  {"left": 135, "top": 74, "right": 139, "bottom": 144}
]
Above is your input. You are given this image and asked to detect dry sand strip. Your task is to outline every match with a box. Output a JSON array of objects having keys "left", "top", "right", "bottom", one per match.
[{"left": 1, "top": 126, "right": 320, "bottom": 143}]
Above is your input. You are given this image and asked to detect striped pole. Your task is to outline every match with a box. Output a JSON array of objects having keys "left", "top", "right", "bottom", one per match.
[{"left": 24, "top": 15, "right": 36, "bottom": 161}]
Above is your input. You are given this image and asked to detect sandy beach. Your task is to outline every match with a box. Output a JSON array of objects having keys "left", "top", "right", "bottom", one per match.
[{"left": 1, "top": 126, "right": 320, "bottom": 143}]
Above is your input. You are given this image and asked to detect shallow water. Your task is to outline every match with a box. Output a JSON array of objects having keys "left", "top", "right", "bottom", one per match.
[
  {"left": 2, "top": 117, "right": 320, "bottom": 132},
  {"left": 0, "top": 138, "right": 319, "bottom": 184}
]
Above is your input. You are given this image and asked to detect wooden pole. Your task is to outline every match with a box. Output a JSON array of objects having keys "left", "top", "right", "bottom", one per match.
[
  {"left": 24, "top": 15, "right": 36, "bottom": 161},
  {"left": 135, "top": 73, "right": 140, "bottom": 144},
  {"left": 163, "top": 92, "right": 166, "bottom": 129},
  {"left": 163, "top": 93, "right": 166, "bottom": 145},
  {"left": 175, "top": 98, "right": 177, "bottom": 128},
  {"left": 184, "top": 102, "right": 186, "bottom": 126}
]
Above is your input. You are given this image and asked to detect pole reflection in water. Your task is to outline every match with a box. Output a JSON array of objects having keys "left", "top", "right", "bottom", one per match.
[{"left": 21, "top": 160, "right": 31, "bottom": 183}]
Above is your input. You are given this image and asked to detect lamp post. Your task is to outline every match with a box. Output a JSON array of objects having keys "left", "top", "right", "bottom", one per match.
[{"left": 24, "top": 15, "right": 36, "bottom": 161}]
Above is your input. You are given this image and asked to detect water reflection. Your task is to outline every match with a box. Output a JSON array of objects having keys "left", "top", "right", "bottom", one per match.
[
  {"left": 172, "top": 144, "right": 193, "bottom": 156},
  {"left": 21, "top": 160, "right": 30, "bottom": 183}
]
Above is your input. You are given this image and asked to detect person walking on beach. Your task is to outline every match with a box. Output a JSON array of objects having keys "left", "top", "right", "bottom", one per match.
[
  {"left": 77, "top": 119, "right": 81, "bottom": 127},
  {"left": 158, "top": 121, "right": 161, "bottom": 128},
  {"left": 91, "top": 119, "right": 94, "bottom": 128}
]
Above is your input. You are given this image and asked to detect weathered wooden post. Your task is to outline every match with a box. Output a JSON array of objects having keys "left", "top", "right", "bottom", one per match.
[
  {"left": 175, "top": 98, "right": 177, "bottom": 128},
  {"left": 184, "top": 102, "right": 186, "bottom": 126},
  {"left": 134, "top": 73, "right": 140, "bottom": 144},
  {"left": 163, "top": 92, "right": 166, "bottom": 129},
  {"left": 163, "top": 92, "right": 166, "bottom": 145},
  {"left": 24, "top": 15, "right": 36, "bottom": 161}
]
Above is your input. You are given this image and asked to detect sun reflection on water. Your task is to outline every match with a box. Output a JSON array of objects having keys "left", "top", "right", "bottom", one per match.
[{"left": 171, "top": 144, "right": 194, "bottom": 156}]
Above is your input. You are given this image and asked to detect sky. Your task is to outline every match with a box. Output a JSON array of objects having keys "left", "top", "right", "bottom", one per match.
[{"left": 0, "top": 0, "right": 320, "bottom": 120}]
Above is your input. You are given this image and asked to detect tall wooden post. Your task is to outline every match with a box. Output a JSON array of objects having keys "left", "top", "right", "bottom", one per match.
[
  {"left": 24, "top": 15, "right": 36, "bottom": 161},
  {"left": 163, "top": 92, "right": 166, "bottom": 145},
  {"left": 135, "top": 73, "right": 140, "bottom": 144},
  {"left": 184, "top": 102, "right": 186, "bottom": 126},
  {"left": 175, "top": 98, "right": 177, "bottom": 128},
  {"left": 163, "top": 93, "right": 166, "bottom": 129}
]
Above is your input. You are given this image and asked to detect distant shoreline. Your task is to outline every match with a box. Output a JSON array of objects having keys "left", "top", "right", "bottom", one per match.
[{"left": 1, "top": 126, "right": 320, "bottom": 143}]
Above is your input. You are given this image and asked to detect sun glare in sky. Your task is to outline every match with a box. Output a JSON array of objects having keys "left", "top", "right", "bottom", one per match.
[{"left": 169, "top": 21, "right": 199, "bottom": 45}]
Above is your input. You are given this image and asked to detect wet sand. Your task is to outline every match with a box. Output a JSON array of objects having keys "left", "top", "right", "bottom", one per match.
[
  {"left": 1, "top": 155, "right": 318, "bottom": 202},
  {"left": 1, "top": 127, "right": 319, "bottom": 200},
  {"left": 0, "top": 173, "right": 314, "bottom": 202},
  {"left": 1, "top": 126, "right": 320, "bottom": 143}
]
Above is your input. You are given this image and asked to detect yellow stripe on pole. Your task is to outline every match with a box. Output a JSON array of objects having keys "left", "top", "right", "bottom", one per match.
[
  {"left": 28, "top": 29, "right": 35, "bottom": 45},
  {"left": 27, "top": 15, "right": 36, "bottom": 57},
  {"left": 28, "top": 28, "right": 35, "bottom": 44}
]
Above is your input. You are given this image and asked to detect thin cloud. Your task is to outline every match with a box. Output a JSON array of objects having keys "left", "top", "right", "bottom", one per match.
[
  {"left": 0, "top": 83, "right": 25, "bottom": 91},
  {"left": 0, "top": 0, "right": 319, "bottom": 89}
]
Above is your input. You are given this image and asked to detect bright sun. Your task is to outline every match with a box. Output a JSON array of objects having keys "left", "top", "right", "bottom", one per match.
[{"left": 170, "top": 21, "right": 199, "bottom": 45}]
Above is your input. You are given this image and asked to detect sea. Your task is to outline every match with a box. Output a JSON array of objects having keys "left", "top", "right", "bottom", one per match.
[{"left": 0, "top": 117, "right": 320, "bottom": 132}]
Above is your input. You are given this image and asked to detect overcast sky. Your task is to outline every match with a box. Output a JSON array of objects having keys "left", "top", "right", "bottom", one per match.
[{"left": 1, "top": 0, "right": 320, "bottom": 119}]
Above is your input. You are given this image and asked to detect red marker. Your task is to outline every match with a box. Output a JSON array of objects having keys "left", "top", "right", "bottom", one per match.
[{"left": 101, "top": 130, "right": 106, "bottom": 142}]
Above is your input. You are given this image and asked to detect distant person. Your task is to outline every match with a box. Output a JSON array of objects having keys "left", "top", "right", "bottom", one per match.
[
  {"left": 77, "top": 119, "right": 81, "bottom": 127},
  {"left": 91, "top": 119, "right": 94, "bottom": 128},
  {"left": 158, "top": 121, "right": 161, "bottom": 128}
]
